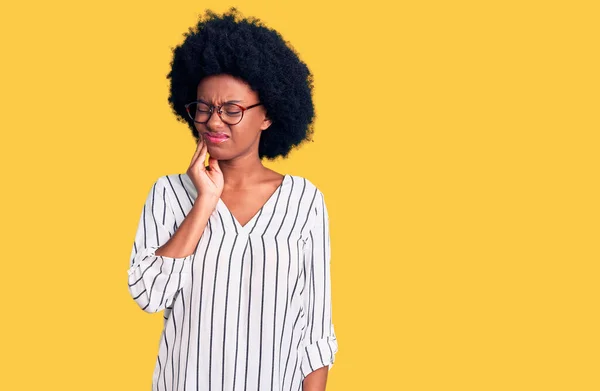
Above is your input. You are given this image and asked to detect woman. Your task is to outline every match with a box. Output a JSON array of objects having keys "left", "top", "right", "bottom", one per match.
[{"left": 127, "top": 8, "right": 338, "bottom": 391}]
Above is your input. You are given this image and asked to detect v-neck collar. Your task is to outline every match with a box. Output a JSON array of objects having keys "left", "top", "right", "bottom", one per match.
[{"left": 216, "top": 174, "right": 290, "bottom": 235}]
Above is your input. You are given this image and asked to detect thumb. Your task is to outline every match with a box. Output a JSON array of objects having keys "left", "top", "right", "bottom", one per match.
[{"left": 208, "top": 156, "right": 221, "bottom": 174}]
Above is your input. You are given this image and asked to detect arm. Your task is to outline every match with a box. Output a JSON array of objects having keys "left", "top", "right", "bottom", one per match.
[
  {"left": 127, "top": 177, "right": 214, "bottom": 313},
  {"left": 303, "top": 366, "right": 329, "bottom": 391},
  {"left": 301, "top": 191, "right": 339, "bottom": 390}
]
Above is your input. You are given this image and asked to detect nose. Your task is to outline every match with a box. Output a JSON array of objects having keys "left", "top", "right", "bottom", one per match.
[{"left": 206, "top": 107, "right": 226, "bottom": 129}]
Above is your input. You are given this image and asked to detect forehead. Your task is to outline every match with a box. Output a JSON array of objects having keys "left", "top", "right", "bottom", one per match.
[{"left": 196, "top": 74, "right": 255, "bottom": 100}]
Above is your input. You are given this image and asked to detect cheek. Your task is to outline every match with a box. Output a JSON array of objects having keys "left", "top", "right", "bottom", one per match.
[
  {"left": 233, "top": 121, "right": 263, "bottom": 141},
  {"left": 193, "top": 122, "right": 205, "bottom": 134}
]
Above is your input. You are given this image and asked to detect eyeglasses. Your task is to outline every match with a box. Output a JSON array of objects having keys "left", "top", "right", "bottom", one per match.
[{"left": 184, "top": 100, "right": 263, "bottom": 125}]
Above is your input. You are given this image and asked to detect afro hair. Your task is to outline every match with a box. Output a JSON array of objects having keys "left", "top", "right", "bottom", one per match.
[{"left": 166, "top": 7, "right": 316, "bottom": 160}]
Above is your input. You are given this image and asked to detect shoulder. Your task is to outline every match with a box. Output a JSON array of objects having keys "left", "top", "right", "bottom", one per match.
[
  {"left": 155, "top": 172, "right": 198, "bottom": 200},
  {"left": 287, "top": 174, "right": 326, "bottom": 212},
  {"left": 287, "top": 174, "right": 323, "bottom": 195}
]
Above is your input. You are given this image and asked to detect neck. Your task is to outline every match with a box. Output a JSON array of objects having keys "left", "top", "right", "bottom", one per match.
[{"left": 215, "top": 152, "right": 268, "bottom": 189}]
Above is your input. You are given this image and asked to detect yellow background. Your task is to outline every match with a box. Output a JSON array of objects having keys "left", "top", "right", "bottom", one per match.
[{"left": 1, "top": 0, "right": 598, "bottom": 390}]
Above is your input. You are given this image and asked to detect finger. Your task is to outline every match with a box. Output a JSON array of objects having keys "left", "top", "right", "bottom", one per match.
[
  {"left": 190, "top": 137, "right": 203, "bottom": 166},
  {"left": 197, "top": 138, "right": 208, "bottom": 168},
  {"left": 191, "top": 143, "right": 207, "bottom": 176}
]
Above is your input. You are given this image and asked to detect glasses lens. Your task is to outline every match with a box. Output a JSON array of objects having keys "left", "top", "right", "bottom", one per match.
[
  {"left": 220, "top": 103, "right": 243, "bottom": 124},
  {"left": 188, "top": 102, "right": 211, "bottom": 123}
]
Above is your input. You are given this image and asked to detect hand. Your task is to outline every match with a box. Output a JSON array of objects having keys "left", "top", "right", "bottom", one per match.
[{"left": 187, "top": 135, "right": 224, "bottom": 203}]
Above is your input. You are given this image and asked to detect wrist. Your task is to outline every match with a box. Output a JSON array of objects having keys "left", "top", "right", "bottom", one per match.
[{"left": 193, "top": 194, "right": 219, "bottom": 211}]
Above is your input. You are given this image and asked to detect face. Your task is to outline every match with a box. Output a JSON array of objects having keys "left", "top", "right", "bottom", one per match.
[{"left": 193, "top": 74, "right": 272, "bottom": 161}]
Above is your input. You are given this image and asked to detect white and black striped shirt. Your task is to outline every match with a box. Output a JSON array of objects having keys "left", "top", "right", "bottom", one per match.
[{"left": 127, "top": 173, "right": 338, "bottom": 391}]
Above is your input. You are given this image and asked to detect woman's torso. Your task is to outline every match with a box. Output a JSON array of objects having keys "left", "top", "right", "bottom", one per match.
[{"left": 152, "top": 172, "right": 321, "bottom": 391}]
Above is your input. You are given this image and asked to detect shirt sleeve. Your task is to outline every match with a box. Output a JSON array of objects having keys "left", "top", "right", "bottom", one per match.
[
  {"left": 299, "top": 190, "right": 339, "bottom": 378},
  {"left": 127, "top": 177, "right": 194, "bottom": 313}
]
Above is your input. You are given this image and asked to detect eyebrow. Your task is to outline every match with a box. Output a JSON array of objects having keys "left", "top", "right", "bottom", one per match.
[{"left": 198, "top": 98, "right": 243, "bottom": 104}]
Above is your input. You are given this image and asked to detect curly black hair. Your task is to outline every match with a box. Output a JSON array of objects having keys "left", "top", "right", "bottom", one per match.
[{"left": 166, "top": 7, "right": 315, "bottom": 160}]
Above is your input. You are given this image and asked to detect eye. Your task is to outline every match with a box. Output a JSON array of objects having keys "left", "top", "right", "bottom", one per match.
[
  {"left": 196, "top": 103, "right": 211, "bottom": 113},
  {"left": 223, "top": 104, "right": 242, "bottom": 115}
]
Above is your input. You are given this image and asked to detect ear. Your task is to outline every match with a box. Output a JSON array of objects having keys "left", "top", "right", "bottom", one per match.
[{"left": 260, "top": 115, "right": 272, "bottom": 131}]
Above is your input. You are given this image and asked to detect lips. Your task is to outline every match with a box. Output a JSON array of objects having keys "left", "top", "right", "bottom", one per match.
[{"left": 204, "top": 132, "right": 230, "bottom": 143}]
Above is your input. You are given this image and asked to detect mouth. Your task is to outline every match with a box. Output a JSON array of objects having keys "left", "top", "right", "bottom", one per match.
[{"left": 203, "top": 132, "right": 230, "bottom": 144}]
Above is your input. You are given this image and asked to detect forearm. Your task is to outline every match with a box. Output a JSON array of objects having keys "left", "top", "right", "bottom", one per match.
[
  {"left": 302, "top": 366, "right": 328, "bottom": 391},
  {"left": 155, "top": 196, "right": 216, "bottom": 258}
]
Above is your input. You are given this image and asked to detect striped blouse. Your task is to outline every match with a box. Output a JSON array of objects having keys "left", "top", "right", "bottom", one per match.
[{"left": 127, "top": 173, "right": 338, "bottom": 391}]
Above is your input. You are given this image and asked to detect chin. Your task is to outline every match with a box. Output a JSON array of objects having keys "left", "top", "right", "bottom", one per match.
[{"left": 205, "top": 147, "right": 230, "bottom": 160}]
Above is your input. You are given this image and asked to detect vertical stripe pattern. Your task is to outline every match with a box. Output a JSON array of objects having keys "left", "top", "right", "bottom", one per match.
[{"left": 127, "top": 173, "right": 338, "bottom": 390}]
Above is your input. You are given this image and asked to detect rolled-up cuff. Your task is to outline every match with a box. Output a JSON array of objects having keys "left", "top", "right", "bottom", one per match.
[
  {"left": 127, "top": 246, "right": 194, "bottom": 313},
  {"left": 300, "top": 324, "right": 338, "bottom": 378},
  {"left": 127, "top": 246, "right": 193, "bottom": 276}
]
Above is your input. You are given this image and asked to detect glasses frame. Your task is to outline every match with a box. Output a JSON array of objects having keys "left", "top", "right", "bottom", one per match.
[{"left": 184, "top": 100, "right": 263, "bottom": 125}]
